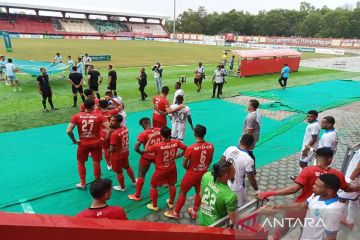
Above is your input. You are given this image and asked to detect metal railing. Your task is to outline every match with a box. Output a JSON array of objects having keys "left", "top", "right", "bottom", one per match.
[{"left": 341, "top": 143, "right": 360, "bottom": 174}]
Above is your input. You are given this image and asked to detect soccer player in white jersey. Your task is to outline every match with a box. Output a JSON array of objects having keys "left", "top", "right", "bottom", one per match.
[
  {"left": 299, "top": 110, "right": 321, "bottom": 169},
  {"left": 266, "top": 173, "right": 344, "bottom": 240},
  {"left": 221, "top": 134, "right": 259, "bottom": 207},
  {"left": 105, "top": 90, "right": 126, "bottom": 126},
  {"left": 319, "top": 116, "right": 338, "bottom": 153},
  {"left": 173, "top": 82, "right": 184, "bottom": 104},
  {"left": 6, "top": 58, "right": 21, "bottom": 92},
  {"left": 67, "top": 56, "right": 74, "bottom": 73},
  {"left": 53, "top": 53, "right": 63, "bottom": 64},
  {"left": 338, "top": 149, "right": 360, "bottom": 229},
  {"left": 168, "top": 95, "right": 194, "bottom": 141}
]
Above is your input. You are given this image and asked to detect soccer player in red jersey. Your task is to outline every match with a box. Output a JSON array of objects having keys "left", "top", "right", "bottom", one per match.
[
  {"left": 94, "top": 97, "right": 122, "bottom": 170},
  {"left": 80, "top": 89, "right": 99, "bottom": 112},
  {"left": 164, "top": 124, "right": 214, "bottom": 219},
  {"left": 145, "top": 127, "right": 187, "bottom": 211},
  {"left": 257, "top": 147, "right": 360, "bottom": 239},
  {"left": 152, "top": 86, "right": 184, "bottom": 128},
  {"left": 67, "top": 99, "right": 109, "bottom": 189},
  {"left": 77, "top": 178, "right": 128, "bottom": 220},
  {"left": 107, "top": 114, "right": 136, "bottom": 191},
  {"left": 128, "top": 117, "right": 162, "bottom": 201}
]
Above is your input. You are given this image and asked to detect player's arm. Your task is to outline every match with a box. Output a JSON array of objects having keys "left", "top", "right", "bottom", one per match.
[
  {"left": 144, "top": 132, "right": 160, "bottom": 151},
  {"left": 247, "top": 173, "right": 259, "bottom": 192},
  {"left": 271, "top": 201, "right": 308, "bottom": 212},
  {"left": 212, "top": 73, "right": 215, "bottom": 83},
  {"left": 176, "top": 143, "right": 187, "bottom": 159},
  {"left": 182, "top": 157, "right": 190, "bottom": 169},
  {"left": 108, "top": 74, "right": 112, "bottom": 85},
  {"left": 102, "top": 121, "right": 110, "bottom": 133},
  {"left": 166, "top": 104, "right": 185, "bottom": 114},
  {"left": 79, "top": 76, "right": 84, "bottom": 87},
  {"left": 257, "top": 183, "right": 302, "bottom": 200},
  {"left": 350, "top": 162, "right": 360, "bottom": 181},
  {"left": 303, "top": 135, "right": 318, "bottom": 156},
  {"left": 187, "top": 115, "right": 195, "bottom": 131},
  {"left": 68, "top": 78, "right": 75, "bottom": 86},
  {"left": 99, "top": 74, "right": 103, "bottom": 84},
  {"left": 36, "top": 81, "right": 42, "bottom": 95},
  {"left": 134, "top": 141, "right": 144, "bottom": 155},
  {"left": 66, "top": 123, "right": 78, "bottom": 144}
]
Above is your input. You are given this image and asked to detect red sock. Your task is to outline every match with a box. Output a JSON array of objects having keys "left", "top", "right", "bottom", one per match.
[
  {"left": 169, "top": 186, "right": 177, "bottom": 204},
  {"left": 193, "top": 192, "right": 201, "bottom": 211},
  {"left": 126, "top": 167, "right": 136, "bottom": 182},
  {"left": 150, "top": 188, "right": 158, "bottom": 207},
  {"left": 116, "top": 172, "right": 125, "bottom": 189},
  {"left": 93, "top": 161, "right": 101, "bottom": 179},
  {"left": 135, "top": 177, "right": 145, "bottom": 197},
  {"left": 77, "top": 162, "right": 86, "bottom": 185},
  {"left": 175, "top": 193, "right": 186, "bottom": 213},
  {"left": 104, "top": 149, "right": 111, "bottom": 166}
]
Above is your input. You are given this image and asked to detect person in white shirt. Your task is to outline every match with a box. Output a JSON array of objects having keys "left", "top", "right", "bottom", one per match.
[
  {"left": 53, "top": 53, "right": 63, "bottom": 64},
  {"left": 319, "top": 116, "right": 338, "bottom": 153},
  {"left": 241, "top": 99, "right": 262, "bottom": 149},
  {"left": 152, "top": 62, "right": 163, "bottom": 94},
  {"left": 0, "top": 55, "right": 7, "bottom": 84},
  {"left": 338, "top": 149, "right": 360, "bottom": 229},
  {"left": 299, "top": 110, "right": 321, "bottom": 169},
  {"left": 173, "top": 82, "right": 184, "bottom": 104},
  {"left": 267, "top": 173, "right": 344, "bottom": 240},
  {"left": 6, "top": 58, "right": 21, "bottom": 92},
  {"left": 221, "top": 134, "right": 259, "bottom": 207},
  {"left": 83, "top": 53, "right": 92, "bottom": 74},
  {"left": 211, "top": 65, "right": 226, "bottom": 98},
  {"left": 168, "top": 95, "right": 193, "bottom": 141},
  {"left": 194, "top": 62, "right": 205, "bottom": 92},
  {"left": 67, "top": 55, "right": 74, "bottom": 73},
  {"left": 105, "top": 90, "right": 126, "bottom": 126}
]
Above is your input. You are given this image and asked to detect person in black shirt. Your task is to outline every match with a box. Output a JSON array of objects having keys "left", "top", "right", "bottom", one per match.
[
  {"left": 37, "top": 68, "right": 58, "bottom": 112},
  {"left": 87, "top": 65, "right": 102, "bottom": 99},
  {"left": 136, "top": 67, "right": 148, "bottom": 100},
  {"left": 107, "top": 65, "right": 117, "bottom": 96},
  {"left": 68, "top": 65, "right": 85, "bottom": 107}
]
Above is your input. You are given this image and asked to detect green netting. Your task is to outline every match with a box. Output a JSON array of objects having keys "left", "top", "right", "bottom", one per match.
[
  {"left": 0, "top": 99, "right": 306, "bottom": 219},
  {"left": 13, "top": 59, "right": 69, "bottom": 76},
  {"left": 241, "top": 80, "right": 360, "bottom": 113}
]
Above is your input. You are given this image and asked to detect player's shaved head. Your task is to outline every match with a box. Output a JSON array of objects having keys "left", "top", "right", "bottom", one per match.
[
  {"left": 194, "top": 124, "right": 206, "bottom": 138},
  {"left": 240, "top": 134, "right": 254, "bottom": 148},
  {"left": 84, "top": 89, "right": 93, "bottom": 97},
  {"left": 84, "top": 99, "right": 95, "bottom": 110},
  {"left": 90, "top": 178, "right": 113, "bottom": 199},
  {"left": 162, "top": 86, "right": 169, "bottom": 94},
  {"left": 99, "top": 99, "right": 109, "bottom": 109},
  {"left": 160, "top": 127, "right": 172, "bottom": 139},
  {"left": 139, "top": 117, "right": 150, "bottom": 126},
  {"left": 319, "top": 173, "right": 341, "bottom": 192},
  {"left": 315, "top": 147, "right": 334, "bottom": 164}
]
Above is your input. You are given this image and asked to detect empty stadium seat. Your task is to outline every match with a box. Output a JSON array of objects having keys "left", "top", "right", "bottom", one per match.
[
  {"left": 59, "top": 19, "right": 98, "bottom": 34},
  {"left": 0, "top": 15, "right": 56, "bottom": 34}
]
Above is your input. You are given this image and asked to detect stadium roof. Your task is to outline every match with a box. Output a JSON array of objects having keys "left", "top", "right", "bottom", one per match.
[{"left": 0, "top": 2, "right": 169, "bottom": 20}]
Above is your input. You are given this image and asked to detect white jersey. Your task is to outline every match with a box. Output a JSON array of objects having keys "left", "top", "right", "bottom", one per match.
[
  {"left": 5, "top": 63, "right": 16, "bottom": 77},
  {"left": 338, "top": 150, "right": 360, "bottom": 200},
  {"left": 195, "top": 66, "right": 205, "bottom": 74},
  {"left": 300, "top": 194, "right": 344, "bottom": 240},
  {"left": 302, "top": 121, "right": 320, "bottom": 148},
  {"left": 214, "top": 69, "right": 224, "bottom": 83},
  {"left": 53, "top": 55, "right": 63, "bottom": 63},
  {"left": 83, "top": 56, "right": 92, "bottom": 65},
  {"left": 109, "top": 96, "right": 126, "bottom": 126},
  {"left": 173, "top": 89, "right": 185, "bottom": 104},
  {"left": 170, "top": 104, "right": 190, "bottom": 128},
  {"left": 319, "top": 129, "right": 338, "bottom": 153},
  {"left": 223, "top": 146, "right": 255, "bottom": 192}
]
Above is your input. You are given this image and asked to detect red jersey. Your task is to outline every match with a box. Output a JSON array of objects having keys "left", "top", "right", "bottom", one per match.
[
  {"left": 137, "top": 128, "right": 162, "bottom": 160},
  {"left": 184, "top": 141, "right": 214, "bottom": 173},
  {"left": 76, "top": 205, "right": 127, "bottom": 220},
  {"left": 94, "top": 108, "right": 120, "bottom": 138},
  {"left": 70, "top": 112, "right": 106, "bottom": 145},
  {"left": 147, "top": 139, "right": 187, "bottom": 170},
  {"left": 152, "top": 95, "right": 169, "bottom": 122},
  {"left": 294, "top": 166, "right": 348, "bottom": 202},
  {"left": 80, "top": 98, "right": 99, "bottom": 112},
  {"left": 110, "top": 126, "right": 129, "bottom": 159}
]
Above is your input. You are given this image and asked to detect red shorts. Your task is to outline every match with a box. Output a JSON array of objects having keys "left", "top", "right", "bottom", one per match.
[
  {"left": 139, "top": 156, "right": 154, "bottom": 168},
  {"left": 77, "top": 142, "right": 102, "bottom": 163},
  {"left": 180, "top": 171, "right": 205, "bottom": 193},
  {"left": 111, "top": 157, "right": 130, "bottom": 172},
  {"left": 151, "top": 167, "right": 177, "bottom": 187},
  {"left": 153, "top": 117, "right": 167, "bottom": 128}
]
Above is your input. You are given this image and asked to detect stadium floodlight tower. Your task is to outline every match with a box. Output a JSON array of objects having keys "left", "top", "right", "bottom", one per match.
[{"left": 173, "top": 0, "right": 176, "bottom": 39}]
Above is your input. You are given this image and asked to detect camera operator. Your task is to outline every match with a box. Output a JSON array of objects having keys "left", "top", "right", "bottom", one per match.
[{"left": 152, "top": 62, "right": 163, "bottom": 94}]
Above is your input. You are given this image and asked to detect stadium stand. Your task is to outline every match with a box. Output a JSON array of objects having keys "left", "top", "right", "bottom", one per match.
[
  {"left": 0, "top": 15, "right": 56, "bottom": 34},
  {"left": 127, "top": 23, "right": 168, "bottom": 36},
  {"left": 90, "top": 20, "right": 130, "bottom": 34},
  {"left": 59, "top": 19, "right": 98, "bottom": 34}
]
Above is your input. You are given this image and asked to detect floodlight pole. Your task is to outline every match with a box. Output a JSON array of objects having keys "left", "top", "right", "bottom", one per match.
[{"left": 173, "top": 0, "right": 176, "bottom": 39}]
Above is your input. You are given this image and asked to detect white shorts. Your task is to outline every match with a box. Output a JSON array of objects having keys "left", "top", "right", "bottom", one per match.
[
  {"left": 234, "top": 189, "right": 247, "bottom": 207},
  {"left": 171, "top": 124, "right": 186, "bottom": 140},
  {"left": 7, "top": 75, "right": 16, "bottom": 81},
  {"left": 299, "top": 148, "right": 316, "bottom": 163}
]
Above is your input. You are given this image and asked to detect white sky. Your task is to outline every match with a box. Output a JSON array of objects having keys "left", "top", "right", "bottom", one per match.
[{"left": 1, "top": 0, "right": 359, "bottom": 18}]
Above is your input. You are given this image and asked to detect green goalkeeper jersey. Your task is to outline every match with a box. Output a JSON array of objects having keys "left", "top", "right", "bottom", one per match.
[{"left": 199, "top": 171, "right": 237, "bottom": 226}]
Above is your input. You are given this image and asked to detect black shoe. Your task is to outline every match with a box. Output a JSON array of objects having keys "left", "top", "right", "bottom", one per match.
[
  {"left": 211, "top": 95, "right": 215, "bottom": 98},
  {"left": 51, "top": 107, "right": 59, "bottom": 110},
  {"left": 71, "top": 105, "right": 77, "bottom": 108}
]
